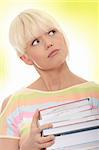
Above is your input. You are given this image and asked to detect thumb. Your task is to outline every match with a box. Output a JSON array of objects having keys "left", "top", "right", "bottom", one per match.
[{"left": 31, "top": 109, "right": 40, "bottom": 127}]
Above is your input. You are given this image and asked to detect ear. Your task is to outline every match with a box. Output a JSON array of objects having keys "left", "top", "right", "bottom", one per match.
[{"left": 20, "top": 54, "right": 33, "bottom": 65}]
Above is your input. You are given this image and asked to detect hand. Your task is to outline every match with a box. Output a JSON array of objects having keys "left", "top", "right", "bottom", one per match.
[{"left": 20, "top": 109, "right": 55, "bottom": 150}]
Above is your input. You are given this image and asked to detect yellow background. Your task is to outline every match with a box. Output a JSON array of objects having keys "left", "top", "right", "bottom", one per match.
[{"left": 0, "top": 0, "right": 99, "bottom": 104}]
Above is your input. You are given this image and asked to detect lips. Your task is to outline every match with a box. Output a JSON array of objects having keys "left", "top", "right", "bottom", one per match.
[{"left": 48, "top": 49, "right": 59, "bottom": 58}]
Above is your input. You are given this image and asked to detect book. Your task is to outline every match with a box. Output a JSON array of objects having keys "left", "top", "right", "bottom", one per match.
[
  {"left": 40, "top": 97, "right": 98, "bottom": 117},
  {"left": 42, "top": 119, "right": 99, "bottom": 136},
  {"left": 39, "top": 109, "right": 99, "bottom": 125},
  {"left": 50, "top": 114, "right": 99, "bottom": 128},
  {"left": 39, "top": 97, "right": 99, "bottom": 149},
  {"left": 47, "top": 129, "right": 99, "bottom": 149},
  {"left": 47, "top": 140, "right": 99, "bottom": 150},
  {"left": 40, "top": 104, "right": 95, "bottom": 121}
]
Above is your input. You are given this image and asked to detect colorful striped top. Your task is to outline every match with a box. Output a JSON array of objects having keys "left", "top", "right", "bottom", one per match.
[{"left": 0, "top": 81, "right": 99, "bottom": 145}]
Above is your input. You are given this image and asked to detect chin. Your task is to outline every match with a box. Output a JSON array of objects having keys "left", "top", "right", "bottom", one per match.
[
  {"left": 44, "top": 59, "right": 66, "bottom": 70},
  {"left": 37, "top": 55, "right": 67, "bottom": 70}
]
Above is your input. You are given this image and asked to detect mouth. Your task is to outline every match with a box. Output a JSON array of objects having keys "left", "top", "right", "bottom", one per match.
[{"left": 48, "top": 49, "right": 60, "bottom": 58}]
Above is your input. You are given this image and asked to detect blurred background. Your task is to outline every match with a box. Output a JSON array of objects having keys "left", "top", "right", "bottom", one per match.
[{"left": 0, "top": 0, "right": 99, "bottom": 109}]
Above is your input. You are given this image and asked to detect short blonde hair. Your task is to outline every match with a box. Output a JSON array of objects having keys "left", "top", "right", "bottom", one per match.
[{"left": 9, "top": 9, "right": 62, "bottom": 56}]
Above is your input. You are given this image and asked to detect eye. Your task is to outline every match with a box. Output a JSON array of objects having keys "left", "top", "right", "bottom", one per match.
[
  {"left": 48, "top": 29, "right": 56, "bottom": 36},
  {"left": 32, "top": 39, "right": 40, "bottom": 46}
]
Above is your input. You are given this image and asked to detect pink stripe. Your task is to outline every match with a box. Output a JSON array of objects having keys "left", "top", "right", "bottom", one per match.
[{"left": 13, "top": 111, "right": 35, "bottom": 135}]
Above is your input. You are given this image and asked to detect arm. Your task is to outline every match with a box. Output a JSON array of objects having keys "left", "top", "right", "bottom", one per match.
[
  {"left": 0, "top": 96, "right": 20, "bottom": 150},
  {"left": 0, "top": 138, "right": 19, "bottom": 150},
  {"left": 0, "top": 98, "right": 54, "bottom": 150},
  {"left": 0, "top": 96, "right": 11, "bottom": 113}
]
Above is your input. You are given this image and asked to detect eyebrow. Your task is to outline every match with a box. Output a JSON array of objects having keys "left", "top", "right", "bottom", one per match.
[{"left": 27, "top": 27, "right": 57, "bottom": 44}]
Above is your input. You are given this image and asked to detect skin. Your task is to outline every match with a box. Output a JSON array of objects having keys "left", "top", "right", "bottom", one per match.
[
  {"left": 21, "top": 28, "right": 87, "bottom": 91},
  {"left": 0, "top": 109, "right": 55, "bottom": 150},
  {"left": 25, "top": 28, "right": 68, "bottom": 70},
  {"left": 0, "top": 27, "right": 87, "bottom": 150}
]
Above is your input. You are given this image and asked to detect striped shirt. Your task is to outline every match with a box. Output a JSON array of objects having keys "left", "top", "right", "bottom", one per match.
[{"left": 0, "top": 81, "right": 99, "bottom": 145}]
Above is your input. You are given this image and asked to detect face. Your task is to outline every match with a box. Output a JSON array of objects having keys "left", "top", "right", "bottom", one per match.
[{"left": 25, "top": 28, "right": 68, "bottom": 70}]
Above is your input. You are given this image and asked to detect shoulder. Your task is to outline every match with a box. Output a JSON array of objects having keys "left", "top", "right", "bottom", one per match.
[
  {"left": 0, "top": 88, "right": 29, "bottom": 114},
  {"left": 0, "top": 96, "right": 11, "bottom": 113}
]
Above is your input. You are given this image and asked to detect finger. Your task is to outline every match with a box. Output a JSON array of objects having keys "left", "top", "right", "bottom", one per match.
[
  {"left": 40, "top": 123, "right": 53, "bottom": 131},
  {"left": 38, "top": 135, "right": 55, "bottom": 144},
  {"left": 31, "top": 123, "right": 53, "bottom": 135},
  {"left": 31, "top": 109, "right": 40, "bottom": 128},
  {"left": 38, "top": 140, "right": 55, "bottom": 149}
]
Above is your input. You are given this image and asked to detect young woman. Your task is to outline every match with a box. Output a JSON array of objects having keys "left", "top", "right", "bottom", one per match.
[{"left": 0, "top": 9, "right": 99, "bottom": 150}]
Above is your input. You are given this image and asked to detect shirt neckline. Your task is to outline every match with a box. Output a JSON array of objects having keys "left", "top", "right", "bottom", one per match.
[{"left": 25, "top": 81, "right": 93, "bottom": 94}]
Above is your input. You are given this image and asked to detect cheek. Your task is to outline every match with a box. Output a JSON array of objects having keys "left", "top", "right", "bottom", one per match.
[
  {"left": 56, "top": 37, "right": 68, "bottom": 51},
  {"left": 57, "top": 37, "right": 68, "bottom": 58},
  {"left": 30, "top": 51, "right": 45, "bottom": 65},
  {"left": 31, "top": 54, "right": 40, "bottom": 63},
  {"left": 56, "top": 36, "right": 65, "bottom": 46}
]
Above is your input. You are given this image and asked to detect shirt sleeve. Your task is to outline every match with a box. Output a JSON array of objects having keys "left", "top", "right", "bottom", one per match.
[{"left": 0, "top": 95, "right": 20, "bottom": 139}]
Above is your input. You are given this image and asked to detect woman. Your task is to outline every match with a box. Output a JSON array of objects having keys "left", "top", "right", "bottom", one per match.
[{"left": 0, "top": 9, "right": 99, "bottom": 150}]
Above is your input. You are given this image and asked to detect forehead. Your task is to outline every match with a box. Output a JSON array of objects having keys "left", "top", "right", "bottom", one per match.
[
  {"left": 25, "top": 23, "right": 56, "bottom": 44},
  {"left": 19, "top": 12, "right": 61, "bottom": 48}
]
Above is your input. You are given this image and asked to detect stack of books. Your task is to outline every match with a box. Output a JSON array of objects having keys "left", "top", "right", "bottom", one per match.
[{"left": 39, "top": 97, "right": 99, "bottom": 150}]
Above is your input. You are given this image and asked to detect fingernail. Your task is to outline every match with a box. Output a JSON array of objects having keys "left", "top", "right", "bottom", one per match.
[
  {"left": 35, "top": 109, "right": 39, "bottom": 114},
  {"left": 51, "top": 135, "right": 55, "bottom": 139},
  {"left": 49, "top": 123, "right": 53, "bottom": 127}
]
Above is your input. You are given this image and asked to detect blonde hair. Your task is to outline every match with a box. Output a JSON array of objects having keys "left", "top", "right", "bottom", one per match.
[{"left": 9, "top": 9, "right": 62, "bottom": 56}]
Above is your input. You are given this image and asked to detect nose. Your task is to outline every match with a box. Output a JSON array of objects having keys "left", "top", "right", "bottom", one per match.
[
  {"left": 43, "top": 35, "right": 53, "bottom": 49},
  {"left": 47, "top": 42, "right": 53, "bottom": 49}
]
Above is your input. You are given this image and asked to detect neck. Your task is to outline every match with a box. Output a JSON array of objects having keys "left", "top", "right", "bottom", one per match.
[{"left": 38, "top": 62, "right": 76, "bottom": 91}]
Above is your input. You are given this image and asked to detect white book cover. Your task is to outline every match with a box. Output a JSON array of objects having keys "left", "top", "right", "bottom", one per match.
[
  {"left": 40, "top": 97, "right": 98, "bottom": 117},
  {"left": 67, "top": 141, "right": 99, "bottom": 150},
  {"left": 47, "top": 129, "right": 99, "bottom": 149},
  {"left": 43, "top": 119, "right": 99, "bottom": 136},
  {"left": 44, "top": 114, "right": 99, "bottom": 128},
  {"left": 47, "top": 140, "right": 99, "bottom": 150},
  {"left": 41, "top": 105, "right": 95, "bottom": 120},
  {"left": 39, "top": 108, "right": 98, "bottom": 125},
  {"left": 40, "top": 98, "right": 89, "bottom": 116}
]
